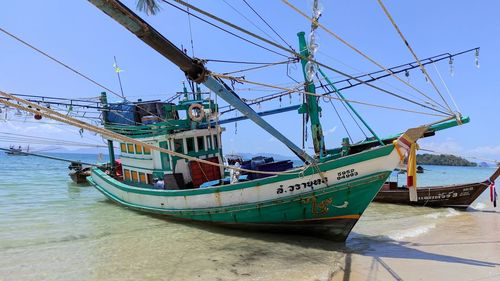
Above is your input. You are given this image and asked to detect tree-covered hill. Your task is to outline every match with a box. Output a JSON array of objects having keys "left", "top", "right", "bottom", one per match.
[{"left": 416, "top": 153, "right": 477, "bottom": 166}]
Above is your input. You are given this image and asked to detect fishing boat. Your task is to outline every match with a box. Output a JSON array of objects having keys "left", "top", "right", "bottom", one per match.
[
  {"left": 0, "top": 0, "right": 473, "bottom": 241},
  {"left": 79, "top": 0, "right": 467, "bottom": 241},
  {"left": 374, "top": 167, "right": 500, "bottom": 208},
  {"left": 68, "top": 162, "right": 92, "bottom": 184},
  {"left": 5, "top": 145, "right": 29, "bottom": 156}
]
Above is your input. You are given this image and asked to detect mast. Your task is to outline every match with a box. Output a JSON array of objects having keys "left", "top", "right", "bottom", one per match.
[
  {"left": 100, "top": 92, "right": 115, "bottom": 168},
  {"left": 297, "top": 31, "right": 324, "bottom": 157},
  {"left": 88, "top": 0, "right": 314, "bottom": 163}
]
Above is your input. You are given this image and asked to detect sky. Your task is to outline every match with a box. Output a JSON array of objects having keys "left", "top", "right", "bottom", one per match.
[{"left": 0, "top": 0, "right": 499, "bottom": 163}]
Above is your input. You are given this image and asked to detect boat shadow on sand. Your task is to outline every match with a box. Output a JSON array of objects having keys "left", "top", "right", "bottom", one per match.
[{"left": 110, "top": 202, "right": 499, "bottom": 266}]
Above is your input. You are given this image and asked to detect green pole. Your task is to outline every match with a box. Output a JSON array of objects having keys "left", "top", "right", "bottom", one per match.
[
  {"left": 317, "top": 68, "right": 384, "bottom": 146},
  {"left": 100, "top": 92, "right": 116, "bottom": 166},
  {"left": 297, "top": 31, "right": 324, "bottom": 157}
]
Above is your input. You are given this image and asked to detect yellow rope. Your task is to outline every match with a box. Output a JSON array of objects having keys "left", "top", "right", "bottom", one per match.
[
  {"left": 281, "top": 0, "right": 450, "bottom": 114},
  {"left": 375, "top": 0, "right": 454, "bottom": 114},
  {"left": 212, "top": 73, "right": 448, "bottom": 117},
  {"left": 0, "top": 91, "right": 306, "bottom": 176}
]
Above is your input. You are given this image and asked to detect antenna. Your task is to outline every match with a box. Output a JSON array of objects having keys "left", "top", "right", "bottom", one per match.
[{"left": 113, "top": 56, "right": 126, "bottom": 100}]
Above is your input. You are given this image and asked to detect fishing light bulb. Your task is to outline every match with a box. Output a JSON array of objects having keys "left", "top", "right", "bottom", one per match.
[
  {"left": 308, "top": 31, "right": 319, "bottom": 56},
  {"left": 311, "top": 0, "right": 323, "bottom": 19},
  {"left": 475, "top": 49, "right": 480, "bottom": 68},
  {"left": 449, "top": 57, "right": 454, "bottom": 76},
  {"left": 305, "top": 61, "right": 318, "bottom": 82}
]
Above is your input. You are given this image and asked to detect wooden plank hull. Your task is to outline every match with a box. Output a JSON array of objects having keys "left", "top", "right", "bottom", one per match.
[
  {"left": 88, "top": 145, "right": 402, "bottom": 241},
  {"left": 374, "top": 181, "right": 489, "bottom": 209}
]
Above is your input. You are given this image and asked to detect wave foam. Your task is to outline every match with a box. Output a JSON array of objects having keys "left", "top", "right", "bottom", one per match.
[
  {"left": 388, "top": 224, "right": 436, "bottom": 240},
  {"left": 471, "top": 202, "right": 487, "bottom": 210},
  {"left": 424, "top": 208, "right": 460, "bottom": 219}
]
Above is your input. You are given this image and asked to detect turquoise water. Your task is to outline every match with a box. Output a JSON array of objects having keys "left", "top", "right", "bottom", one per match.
[{"left": 0, "top": 153, "right": 498, "bottom": 280}]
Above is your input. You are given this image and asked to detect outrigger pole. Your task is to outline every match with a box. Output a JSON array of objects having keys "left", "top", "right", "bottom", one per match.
[
  {"left": 0, "top": 147, "right": 100, "bottom": 167},
  {"left": 88, "top": 0, "right": 315, "bottom": 163}
]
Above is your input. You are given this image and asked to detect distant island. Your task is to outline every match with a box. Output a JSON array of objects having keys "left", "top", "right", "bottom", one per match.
[{"left": 416, "top": 153, "right": 477, "bottom": 166}]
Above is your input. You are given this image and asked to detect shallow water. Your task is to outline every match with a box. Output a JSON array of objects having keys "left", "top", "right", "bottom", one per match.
[{"left": 0, "top": 154, "right": 498, "bottom": 280}]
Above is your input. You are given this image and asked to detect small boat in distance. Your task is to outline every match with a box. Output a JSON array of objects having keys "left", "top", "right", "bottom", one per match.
[
  {"left": 374, "top": 167, "right": 500, "bottom": 208},
  {"left": 5, "top": 145, "right": 29, "bottom": 156}
]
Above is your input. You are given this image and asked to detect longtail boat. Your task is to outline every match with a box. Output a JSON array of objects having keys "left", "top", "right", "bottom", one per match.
[{"left": 374, "top": 167, "right": 500, "bottom": 208}]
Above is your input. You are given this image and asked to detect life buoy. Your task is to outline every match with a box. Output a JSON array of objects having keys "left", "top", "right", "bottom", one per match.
[{"left": 188, "top": 103, "right": 205, "bottom": 122}]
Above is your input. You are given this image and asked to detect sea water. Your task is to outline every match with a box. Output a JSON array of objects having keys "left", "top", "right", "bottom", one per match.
[{"left": 0, "top": 153, "right": 498, "bottom": 281}]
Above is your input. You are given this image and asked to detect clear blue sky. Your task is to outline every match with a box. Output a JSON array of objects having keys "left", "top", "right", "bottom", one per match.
[{"left": 0, "top": 1, "right": 499, "bottom": 162}]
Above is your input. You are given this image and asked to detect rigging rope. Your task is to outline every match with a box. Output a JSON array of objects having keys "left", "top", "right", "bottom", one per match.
[
  {"left": 320, "top": 76, "right": 369, "bottom": 138},
  {"left": 222, "top": 0, "right": 283, "bottom": 48},
  {"left": 317, "top": 79, "right": 353, "bottom": 142},
  {"left": 0, "top": 26, "right": 175, "bottom": 127},
  {"left": 222, "top": 59, "right": 294, "bottom": 76},
  {"left": 241, "top": 0, "right": 295, "bottom": 51},
  {"left": 162, "top": 0, "right": 290, "bottom": 58},
  {"left": 0, "top": 90, "right": 308, "bottom": 176},
  {"left": 281, "top": 0, "right": 451, "bottom": 114},
  {"left": 432, "top": 62, "right": 461, "bottom": 113},
  {"left": 375, "top": 0, "right": 454, "bottom": 114},
  {"left": 161, "top": 0, "right": 451, "bottom": 115},
  {"left": 211, "top": 73, "right": 449, "bottom": 117}
]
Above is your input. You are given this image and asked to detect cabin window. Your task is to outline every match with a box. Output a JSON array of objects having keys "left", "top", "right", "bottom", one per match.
[
  {"left": 206, "top": 136, "right": 212, "bottom": 150},
  {"left": 143, "top": 146, "right": 151, "bottom": 154},
  {"left": 186, "top": 137, "right": 195, "bottom": 153},
  {"left": 213, "top": 134, "right": 219, "bottom": 149},
  {"left": 135, "top": 144, "right": 143, "bottom": 154},
  {"left": 127, "top": 143, "right": 135, "bottom": 154},
  {"left": 120, "top": 143, "right": 127, "bottom": 153},
  {"left": 139, "top": 172, "right": 146, "bottom": 183},
  {"left": 124, "top": 169, "right": 131, "bottom": 181},
  {"left": 174, "top": 139, "right": 184, "bottom": 153},
  {"left": 147, "top": 174, "right": 154, "bottom": 184},
  {"left": 197, "top": 136, "right": 205, "bottom": 151},
  {"left": 132, "top": 171, "right": 139, "bottom": 182}
]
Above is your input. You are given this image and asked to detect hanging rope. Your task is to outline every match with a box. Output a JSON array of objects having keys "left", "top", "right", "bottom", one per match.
[
  {"left": 375, "top": 0, "right": 454, "bottom": 114},
  {"left": 281, "top": 0, "right": 451, "bottom": 114}
]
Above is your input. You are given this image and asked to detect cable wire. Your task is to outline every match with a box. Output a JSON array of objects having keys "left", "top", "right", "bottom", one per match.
[{"left": 375, "top": 0, "right": 454, "bottom": 114}]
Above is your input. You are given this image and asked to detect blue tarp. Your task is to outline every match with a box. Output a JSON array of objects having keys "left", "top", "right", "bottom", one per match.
[{"left": 107, "top": 103, "right": 136, "bottom": 125}]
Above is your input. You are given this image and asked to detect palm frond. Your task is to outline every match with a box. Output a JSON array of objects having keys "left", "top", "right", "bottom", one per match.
[{"left": 136, "top": 0, "right": 162, "bottom": 15}]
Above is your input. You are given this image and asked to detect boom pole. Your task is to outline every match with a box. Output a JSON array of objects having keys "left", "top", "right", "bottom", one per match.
[{"left": 87, "top": 0, "right": 315, "bottom": 163}]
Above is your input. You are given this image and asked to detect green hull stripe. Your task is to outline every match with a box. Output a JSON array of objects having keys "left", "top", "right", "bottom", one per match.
[
  {"left": 88, "top": 171, "right": 390, "bottom": 223},
  {"left": 91, "top": 144, "right": 394, "bottom": 197}
]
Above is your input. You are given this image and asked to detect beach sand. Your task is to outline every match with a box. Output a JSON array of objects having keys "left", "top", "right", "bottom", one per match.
[
  {"left": 331, "top": 210, "right": 500, "bottom": 281},
  {"left": 1, "top": 202, "right": 498, "bottom": 281}
]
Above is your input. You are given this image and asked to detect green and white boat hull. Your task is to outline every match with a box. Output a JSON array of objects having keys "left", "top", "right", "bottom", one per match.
[{"left": 88, "top": 144, "right": 401, "bottom": 241}]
